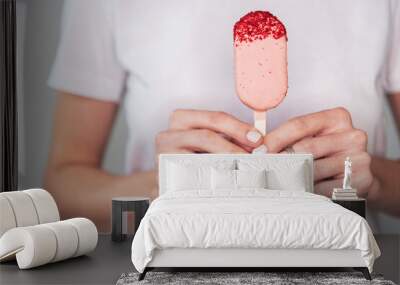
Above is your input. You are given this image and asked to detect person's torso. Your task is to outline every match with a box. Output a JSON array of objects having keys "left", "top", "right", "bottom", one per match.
[{"left": 112, "top": 0, "right": 391, "bottom": 172}]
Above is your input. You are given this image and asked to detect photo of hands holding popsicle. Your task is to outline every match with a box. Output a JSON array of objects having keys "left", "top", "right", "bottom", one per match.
[
  {"left": 42, "top": 3, "right": 400, "bottom": 232},
  {"left": 155, "top": 11, "right": 375, "bottom": 200},
  {"left": 155, "top": 107, "right": 374, "bottom": 199}
]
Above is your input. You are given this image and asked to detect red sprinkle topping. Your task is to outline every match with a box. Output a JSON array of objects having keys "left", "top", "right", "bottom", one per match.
[{"left": 234, "top": 11, "right": 287, "bottom": 44}]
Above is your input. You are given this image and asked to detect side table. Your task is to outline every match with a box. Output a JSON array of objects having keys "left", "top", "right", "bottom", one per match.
[
  {"left": 112, "top": 197, "right": 150, "bottom": 242},
  {"left": 332, "top": 198, "right": 366, "bottom": 218}
]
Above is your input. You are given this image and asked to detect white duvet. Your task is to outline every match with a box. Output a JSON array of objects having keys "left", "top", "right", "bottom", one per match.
[{"left": 131, "top": 190, "right": 380, "bottom": 273}]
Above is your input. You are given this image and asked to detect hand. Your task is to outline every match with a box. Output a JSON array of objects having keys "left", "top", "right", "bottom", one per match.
[
  {"left": 261, "top": 107, "right": 376, "bottom": 197},
  {"left": 156, "top": 109, "right": 263, "bottom": 156}
]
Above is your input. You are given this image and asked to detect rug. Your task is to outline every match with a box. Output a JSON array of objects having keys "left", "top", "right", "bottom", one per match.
[{"left": 116, "top": 272, "right": 396, "bottom": 285}]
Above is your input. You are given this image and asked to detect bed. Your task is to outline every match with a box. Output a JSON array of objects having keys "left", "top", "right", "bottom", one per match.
[{"left": 131, "top": 154, "right": 380, "bottom": 280}]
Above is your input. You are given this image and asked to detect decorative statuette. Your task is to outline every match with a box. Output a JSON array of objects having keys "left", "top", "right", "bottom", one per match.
[
  {"left": 342, "top": 157, "right": 352, "bottom": 190},
  {"left": 332, "top": 157, "right": 358, "bottom": 200}
]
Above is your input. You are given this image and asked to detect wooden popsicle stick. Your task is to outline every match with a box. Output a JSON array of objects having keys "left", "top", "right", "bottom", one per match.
[{"left": 254, "top": 111, "right": 266, "bottom": 135}]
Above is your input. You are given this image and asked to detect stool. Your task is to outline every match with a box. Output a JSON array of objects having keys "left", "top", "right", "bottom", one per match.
[{"left": 111, "top": 197, "right": 149, "bottom": 242}]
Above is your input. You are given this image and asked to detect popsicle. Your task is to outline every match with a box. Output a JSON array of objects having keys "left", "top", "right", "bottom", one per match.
[{"left": 234, "top": 11, "right": 288, "bottom": 135}]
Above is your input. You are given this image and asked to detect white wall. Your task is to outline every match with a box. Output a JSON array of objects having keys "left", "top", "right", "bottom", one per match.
[{"left": 17, "top": 0, "right": 399, "bottom": 233}]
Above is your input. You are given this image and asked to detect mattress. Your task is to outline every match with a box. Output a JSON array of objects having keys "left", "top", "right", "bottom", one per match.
[{"left": 131, "top": 189, "right": 380, "bottom": 273}]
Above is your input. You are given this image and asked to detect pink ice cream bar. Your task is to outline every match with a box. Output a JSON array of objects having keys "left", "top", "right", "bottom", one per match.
[{"left": 234, "top": 11, "right": 288, "bottom": 112}]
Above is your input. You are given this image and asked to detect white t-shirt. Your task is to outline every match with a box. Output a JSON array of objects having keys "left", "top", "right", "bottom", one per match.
[{"left": 49, "top": 0, "right": 400, "bottom": 174}]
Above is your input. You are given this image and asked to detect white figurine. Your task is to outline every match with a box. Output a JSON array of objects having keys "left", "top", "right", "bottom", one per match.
[
  {"left": 342, "top": 157, "right": 352, "bottom": 190},
  {"left": 332, "top": 157, "right": 358, "bottom": 200}
]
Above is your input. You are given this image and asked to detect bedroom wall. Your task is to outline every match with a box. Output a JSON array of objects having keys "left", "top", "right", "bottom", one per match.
[{"left": 17, "top": 0, "right": 400, "bottom": 233}]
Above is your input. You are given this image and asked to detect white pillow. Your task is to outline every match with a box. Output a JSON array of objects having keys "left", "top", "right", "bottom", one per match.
[
  {"left": 167, "top": 163, "right": 210, "bottom": 191},
  {"left": 211, "top": 169, "right": 267, "bottom": 190},
  {"left": 238, "top": 159, "right": 308, "bottom": 191},
  {"left": 166, "top": 160, "right": 236, "bottom": 191},
  {"left": 211, "top": 168, "right": 236, "bottom": 190},
  {"left": 236, "top": 169, "right": 267, "bottom": 189},
  {"left": 266, "top": 167, "right": 306, "bottom": 191}
]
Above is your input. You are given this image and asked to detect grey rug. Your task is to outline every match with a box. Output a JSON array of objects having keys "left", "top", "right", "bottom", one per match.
[{"left": 117, "top": 272, "right": 396, "bottom": 285}]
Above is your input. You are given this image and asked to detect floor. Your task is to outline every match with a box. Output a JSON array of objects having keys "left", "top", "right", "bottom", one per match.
[
  {"left": 0, "top": 234, "right": 399, "bottom": 284},
  {"left": 374, "top": 235, "right": 400, "bottom": 284},
  {"left": 0, "top": 235, "right": 133, "bottom": 284}
]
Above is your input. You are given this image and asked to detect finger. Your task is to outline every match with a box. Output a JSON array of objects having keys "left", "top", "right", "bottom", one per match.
[
  {"left": 315, "top": 171, "right": 374, "bottom": 198},
  {"left": 156, "top": 129, "right": 248, "bottom": 154},
  {"left": 265, "top": 107, "right": 353, "bottom": 153},
  {"left": 314, "top": 152, "right": 371, "bottom": 182},
  {"left": 292, "top": 129, "right": 367, "bottom": 159},
  {"left": 223, "top": 135, "right": 255, "bottom": 153},
  {"left": 169, "top": 109, "right": 263, "bottom": 147}
]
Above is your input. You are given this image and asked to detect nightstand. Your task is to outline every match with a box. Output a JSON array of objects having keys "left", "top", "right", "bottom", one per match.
[
  {"left": 111, "top": 197, "right": 150, "bottom": 242},
  {"left": 332, "top": 198, "right": 366, "bottom": 218}
]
